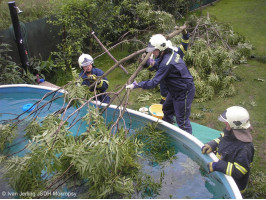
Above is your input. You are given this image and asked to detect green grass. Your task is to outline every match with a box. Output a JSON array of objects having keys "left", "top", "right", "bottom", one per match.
[
  {"left": 93, "top": 47, "right": 132, "bottom": 89},
  {"left": 0, "top": 0, "right": 62, "bottom": 30},
  {"left": 202, "top": 0, "right": 266, "bottom": 56},
  {"left": 235, "top": 61, "right": 266, "bottom": 167}
]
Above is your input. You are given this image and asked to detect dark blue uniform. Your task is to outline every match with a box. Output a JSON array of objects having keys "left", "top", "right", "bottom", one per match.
[
  {"left": 137, "top": 48, "right": 195, "bottom": 134},
  {"left": 207, "top": 129, "right": 254, "bottom": 192},
  {"left": 79, "top": 67, "right": 110, "bottom": 103},
  {"left": 147, "top": 33, "right": 190, "bottom": 103}
]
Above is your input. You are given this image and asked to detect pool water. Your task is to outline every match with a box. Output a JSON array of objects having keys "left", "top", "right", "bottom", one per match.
[
  {"left": 132, "top": 135, "right": 226, "bottom": 199},
  {"left": 0, "top": 90, "right": 88, "bottom": 137},
  {"left": 0, "top": 87, "right": 231, "bottom": 199}
]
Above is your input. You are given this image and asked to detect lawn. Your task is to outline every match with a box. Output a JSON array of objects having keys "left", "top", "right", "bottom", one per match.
[{"left": 203, "top": 0, "right": 266, "bottom": 56}]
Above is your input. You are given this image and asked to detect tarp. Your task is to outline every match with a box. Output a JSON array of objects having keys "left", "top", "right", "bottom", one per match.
[
  {"left": 191, "top": 122, "right": 221, "bottom": 144},
  {"left": 146, "top": 105, "right": 221, "bottom": 144},
  {"left": 0, "top": 17, "right": 61, "bottom": 64},
  {"left": 189, "top": 0, "right": 218, "bottom": 11}
]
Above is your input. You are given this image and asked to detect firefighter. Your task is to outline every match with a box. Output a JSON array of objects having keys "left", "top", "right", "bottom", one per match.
[
  {"left": 78, "top": 53, "right": 110, "bottom": 103},
  {"left": 126, "top": 34, "right": 195, "bottom": 134},
  {"left": 202, "top": 106, "right": 254, "bottom": 193},
  {"left": 142, "top": 28, "right": 190, "bottom": 104}
]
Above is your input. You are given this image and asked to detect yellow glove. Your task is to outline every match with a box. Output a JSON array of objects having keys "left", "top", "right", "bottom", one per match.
[
  {"left": 182, "top": 29, "right": 187, "bottom": 35},
  {"left": 201, "top": 144, "right": 212, "bottom": 154},
  {"left": 88, "top": 74, "right": 97, "bottom": 83}
]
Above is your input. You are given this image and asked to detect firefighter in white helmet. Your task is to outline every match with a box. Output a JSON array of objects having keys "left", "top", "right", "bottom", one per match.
[
  {"left": 126, "top": 33, "right": 195, "bottom": 134},
  {"left": 202, "top": 106, "right": 254, "bottom": 193},
  {"left": 78, "top": 53, "right": 110, "bottom": 103},
  {"left": 141, "top": 28, "right": 190, "bottom": 105}
]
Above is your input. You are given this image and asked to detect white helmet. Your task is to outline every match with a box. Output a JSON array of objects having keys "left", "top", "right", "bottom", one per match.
[
  {"left": 218, "top": 106, "right": 251, "bottom": 129},
  {"left": 78, "top": 53, "right": 93, "bottom": 68},
  {"left": 146, "top": 34, "right": 172, "bottom": 52}
]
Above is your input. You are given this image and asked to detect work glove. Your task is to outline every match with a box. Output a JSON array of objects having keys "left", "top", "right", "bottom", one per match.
[
  {"left": 182, "top": 29, "right": 188, "bottom": 36},
  {"left": 126, "top": 81, "right": 138, "bottom": 90},
  {"left": 88, "top": 74, "right": 97, "bottom": 83},
  {"left": 207, "top": 162, "right": 217, "bottom": 173},
  {"left": 141, "top": 53, "right": 154, "bottom": 68},
  {"left": 143, "top": 58, "right": 155, "bottom": 68},
  {"left": 201, "top": 144, "right": 212, "bottom": 154}
]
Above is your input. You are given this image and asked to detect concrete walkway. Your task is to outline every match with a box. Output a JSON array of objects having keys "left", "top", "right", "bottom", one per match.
[{"left": 39, "top": 81, "right": 60, "bottom": 89}]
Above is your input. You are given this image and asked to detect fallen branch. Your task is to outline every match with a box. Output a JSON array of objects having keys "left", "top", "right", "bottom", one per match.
[
  {"left": 91, "top": 31, "right": 128, "bottom": 74},
  {"left": 93, "top": 39, "right": 146, "bottom": 60},
  {"left": 190, "top": 19, "right": 201, "bottom": 46},
  {"left": 166, "top": 25, "right": 186, "bottom": 39},
  {"left": 213, "top": 28, "right": 232, "bottom": 50},
  {"left": 205, "top": 24, "right": 210, "bottom": 45}
]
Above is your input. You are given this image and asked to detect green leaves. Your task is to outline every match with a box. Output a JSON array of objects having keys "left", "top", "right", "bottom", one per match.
[
  {"left": 64, "top": 77, "right": 91, "bottom": 108},
  {"left": 0, "top": 43, "right": 51, "bottom": 85},
  {"left": 137, "top": 92, "right": 153, "bottom": 102},
  {"left": 136, "top": 173, "right": 162, "bottom": 198},
  {"left": 73, "top": 126, "right": 141, "bottom": 198},
  {"left": 25, "top": 120, "right": 42, "bottom": 139},
  {"left": 243, "top": 169, "right": 266, "bottom": 198},
  {"left": 184, "top": 15, "right": 252, "bottom": 102},
  {"left": 1, "top": 115, "right": 73, "bottom": 195},
  {"left": 0, "top": 123, "right": 18, "bottom": 151},
  {"left": 1, "top": 155, "right": 45, "bottom": 193},
  {"left": 134, "top": 122, "right": 176, "bottom": 164},
  {"left": 1, "top": 97, "right": 178, "bottom": 199},
  {"left": 0, "top": 44, "right": 25, "bottom": 84}
]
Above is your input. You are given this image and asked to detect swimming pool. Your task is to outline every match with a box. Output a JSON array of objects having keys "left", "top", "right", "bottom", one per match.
[{"left": 0, "top": 84, "right": 242, "bottom": 199}]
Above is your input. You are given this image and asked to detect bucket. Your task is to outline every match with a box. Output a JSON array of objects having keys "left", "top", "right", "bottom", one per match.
[{"left": 149, "top": 104, "right": 164, "bottom": 119}]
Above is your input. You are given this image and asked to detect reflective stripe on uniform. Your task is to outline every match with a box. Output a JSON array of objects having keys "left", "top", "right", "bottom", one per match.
[
  {"left": 175, "top": 54, "right": 180, "bottom": 63},
  {"left": 97, "top": 80, "right": 109, "bottom": 88},
  {"left": 226, "top": 162, "right": 233, "bottom": 176},
  {"left": 234, "top": 162, "right": 248, "bottom": 175},
  {"left": 216, "top": 152, "right": 221, "bottom": 160},
  {"left": 209, "top": 162, "right": 214, "bottom": 172},
  {"left": 180, "top": 45, "right": 186, "bottom": 54},
  {"left": 214, "top": 138, "right": 220, "bottom": 144},
  {"left": 161, "top": 96, "right": 166, "bottom": 100},
  {"left": 182, "top": 39, "right": 189, "bottom": 43},
  {"left": 166, "top": 50, "right": 175, "bottom": 65},
  {"left": 182, "top": 90, "right": 189, "bottom": 130}
]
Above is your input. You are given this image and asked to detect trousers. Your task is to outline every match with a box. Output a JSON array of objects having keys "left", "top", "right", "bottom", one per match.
[{"left": 162, "top": 84, "right": 195, "bottom": 134}]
